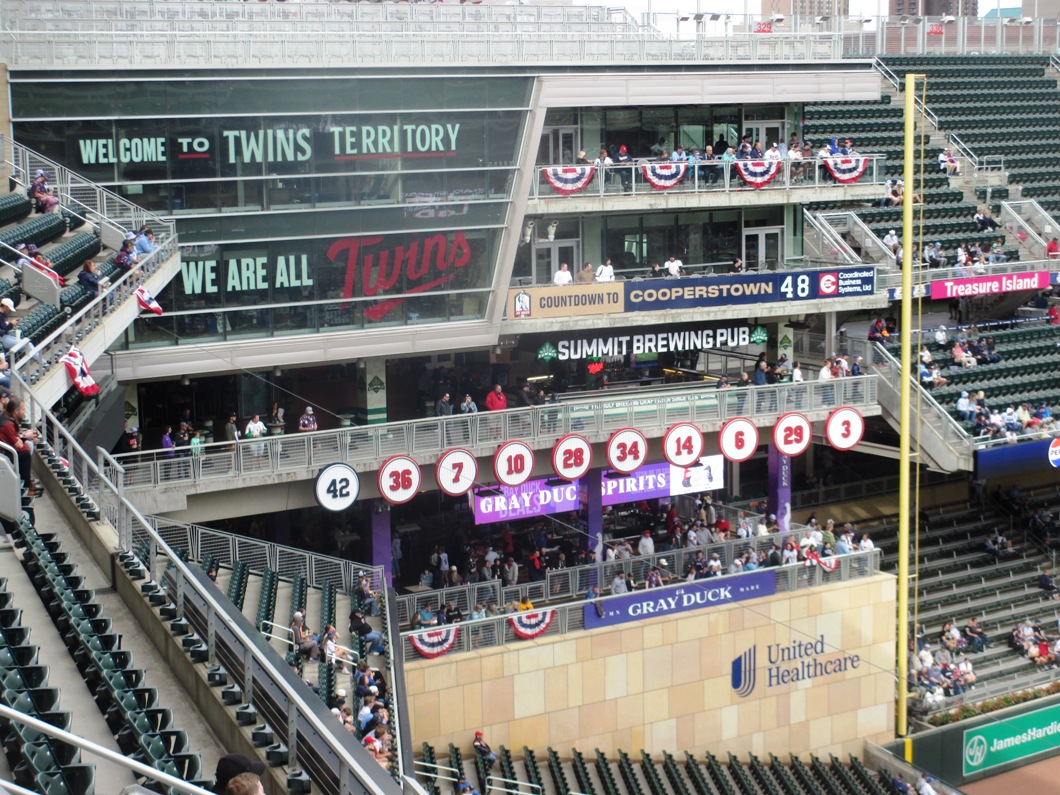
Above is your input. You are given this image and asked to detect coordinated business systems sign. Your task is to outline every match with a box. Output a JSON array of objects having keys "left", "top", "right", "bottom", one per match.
[
  {"left": 962, "top": 702, "right": 1060, "bottom": 776},
  {"left": 507, "top": 269, "right": 876, "bottom": 320},
  {"left": 583, "top": 569, "right": 776, "bottom": 630}
]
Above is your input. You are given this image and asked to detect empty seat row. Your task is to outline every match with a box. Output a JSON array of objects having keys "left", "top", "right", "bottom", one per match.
[{"left": 0, "top": 193, "right": 32, "bottom": 228}]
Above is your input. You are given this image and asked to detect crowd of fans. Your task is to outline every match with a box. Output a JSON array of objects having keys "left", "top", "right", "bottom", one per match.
[{"left": 405, "top": 495, "right": 875, "bottom": 630}]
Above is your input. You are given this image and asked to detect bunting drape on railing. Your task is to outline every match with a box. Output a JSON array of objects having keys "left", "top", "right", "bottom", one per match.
[
  {"left": 823, "top": 156, "right": 870, "bottom": 184},
  {"left": 803, "top": 549, "right": 840, "bottom": 572},
  {"left": 408, "top": 627, "right": 459, "bottom": 658},
  {"left": 640, "top": 162, "right": 688, "bottom": 190},
  {"left": 734, "top": 160, "right": 782, "bottom": 189},
  {"left": 541, "top": 166, "right": 596, "bottom": 195},
  {"left": 508, "top": 609, "right": 555, "bottom": 639}
]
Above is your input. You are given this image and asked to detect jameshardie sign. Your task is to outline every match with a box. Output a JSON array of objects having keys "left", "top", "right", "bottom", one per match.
[{"left": 962, "top": 702, "right": 1060, "bottom": 776}]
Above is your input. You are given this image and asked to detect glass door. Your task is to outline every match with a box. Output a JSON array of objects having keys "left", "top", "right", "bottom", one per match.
[
  {"left": 537, "top": 126, "right": 580, "bottom": 165},
  {"left": 534, "top": 241, "right": 581, "bottom": 285},
  {"left": 743, "top": 229, "right": 782, "bottom": 271},
  {"left": 741, "top": 122, "right": 785, "bottom": 152}
]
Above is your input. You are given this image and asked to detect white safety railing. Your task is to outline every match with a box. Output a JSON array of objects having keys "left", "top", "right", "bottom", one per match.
[
  {"left": 0, "top": 703, "right": 215, "bottom": 795},
  {"left": 102, "top": 377, "right": 881, "bottom": 491},
  {"left": 400, "top": 549, "right": 881, "bottom": 661},
  {"left": 802, "top": 209, "right": 862, "bottom": 265},
  {"left": 0, "top": 135, "right": 179, "bottom": 382},
  {"left": 874, "top": 257, "right": 1060, "bottom": 295},
  {"left": 143, "top": 514, "right": 385, "bottom": 595},
  {"left": 531, "top": 156, "right": 886, "bottom": 200},
  {"left": 19, "top": 382, "right": 405, "bottom": 795},
  {"left": 814, "top": 210, "right": 897, "bottom": 267}
]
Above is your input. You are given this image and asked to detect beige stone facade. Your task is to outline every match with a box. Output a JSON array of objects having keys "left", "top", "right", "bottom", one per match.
[{"left": 404, "top": 574, "right": 896, "bottom": 760}]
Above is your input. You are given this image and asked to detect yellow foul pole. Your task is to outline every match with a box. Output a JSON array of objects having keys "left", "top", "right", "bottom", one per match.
[{"left": 896, "top": 72, "right": 921, "bottom": 738}]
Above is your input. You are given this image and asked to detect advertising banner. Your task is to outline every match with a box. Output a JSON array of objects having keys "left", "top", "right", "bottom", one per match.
[
  {"left": 507, "top": 283, "right": 624, "bottom": 320},
  {"left": 471, "top": 458, "right": 723, "bottom": 524},
  {"left": 929, "top": 271, "right": 1050, "bottom": 300},
  {"left": 583, "top": 568, "right": 776, "bottom": 630},
  {"left": 624, "top": 268, "right": 876, "bottom": 312},
  {"left": 962, "top": 702, "right": 1060, "bottom": 776}
]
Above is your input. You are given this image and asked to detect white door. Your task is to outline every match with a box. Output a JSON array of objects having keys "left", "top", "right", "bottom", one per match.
[
  {"left": 538, "top": 127, "right": 579, "bottom": 165},
  {"left": 534, "top": 241, "right": 580, "bottom": 285},
  {"left": 743, "top": 229, "right": 782, "bottom": 272}
]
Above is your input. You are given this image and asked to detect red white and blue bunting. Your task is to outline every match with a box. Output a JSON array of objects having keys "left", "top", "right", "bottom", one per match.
[
  {"left": 640, "top": 162, "right": 688, "bottom": 190},
  {"left": 542, "top": 166, "right": 596, "bottom": 196},
  {"left": 408, "top": 627, "right": 460, "bottom": 659},
  {"left": 823, "top": 156, "right": 870, "bottom": 185},
  {"left": 803, "top": 549, "right": 840, "bottom": 572},
  {"left": 508, "top": 609, "right": 555, "bottom": 639},
  {"left": 734, "top": 160, "right": 782, "bottom": 189}
]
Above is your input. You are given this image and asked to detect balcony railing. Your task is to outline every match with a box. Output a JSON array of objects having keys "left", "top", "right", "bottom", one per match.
[
  {"left": 103, "top": 377, "right": 880, "bottom": 492},
  {"left": 399, "top": 549, "right": 881, "bottom": 661},
  {"left": 531, "top": 156, "right": 886, "bottom": 201}
]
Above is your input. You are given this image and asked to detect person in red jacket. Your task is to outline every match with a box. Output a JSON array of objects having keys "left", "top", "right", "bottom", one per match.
[{"left": 484, "top": 384, "right": 507, "bottom": 411}]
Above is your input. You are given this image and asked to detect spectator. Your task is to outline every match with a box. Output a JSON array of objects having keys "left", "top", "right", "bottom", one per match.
[
  {"left": 611, "top": 571, "right": 629, "bottom": 594},
  {"left": 574, "top": 262, "right": 595, "bottom": 283},
  {"left": 350, "top": 607, "right": 385, "bottom": 655},
  {"left": 1039, "top": 570, "right": 1060, "bottom": 599},
  {"left": 212, "top": 754, "right": 266, "bottom": 795},
  {"left": 595, "top": 258, "right": 615, "bottom": 282},
  {"left": 290, "top": 611, "right": 319, "bottom": 661},
  {"left": 134, "top": 227, "right": 158, "bottom": 257},
  {"left": 553, "top": 262, "right": 573, "bottom": 285},
  {"left": 1047, "top": 238, "right": 1059, "bottom": 259},
  {"left": 298, "top": 406, "right": 317, "bottom": 433},
  {"left": 29, "top": 169, "right": 59, "bottom": 213},
  {"left": 485, "top": 384, "right": 507, "bottom": 411},
  {"left": 473, "top": 731, "right": 498, "bottom": 770},
  {"left": 963, "top": 618, "right": 988, "bottom": 653}
]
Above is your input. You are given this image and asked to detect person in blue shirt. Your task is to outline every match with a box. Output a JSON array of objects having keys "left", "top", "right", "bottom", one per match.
[{"left": 134, "top": 227, "right": 157, "bottom": 257}]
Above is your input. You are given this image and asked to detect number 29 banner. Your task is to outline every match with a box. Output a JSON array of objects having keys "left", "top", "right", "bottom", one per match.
[{"left": 624, "top": 268, "right": 876, "bottom": 311}]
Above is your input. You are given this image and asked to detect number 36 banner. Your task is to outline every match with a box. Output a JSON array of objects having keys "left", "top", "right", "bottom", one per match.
[{"left": 624, "top": 268, "right": 876, "bottom": 312}]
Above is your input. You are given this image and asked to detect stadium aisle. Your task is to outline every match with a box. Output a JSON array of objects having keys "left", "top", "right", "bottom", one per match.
[
  {"left": 31, "top": 492, "right": 227, "bottom": 779},
  {"left": 0, "top": 531, "right": 135, "bottom": 786}
]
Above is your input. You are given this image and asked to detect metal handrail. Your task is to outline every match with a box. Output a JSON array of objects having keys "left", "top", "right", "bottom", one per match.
[
  {"left": 532, "top": 155, "right": 887, "bottom": 200},
  {"left": 400, "top": 550, "right": 881, "bottom": 661},
  {"left": 19, "top": 383, "right": 400, "bottom": 795},
  {"left": 103, "top": 377, "right": 881, "bottom": 492},
  {"left": 0, "top": 135, "right": 179, "bottom": 379},
  {"left": 815, "top": 210, "right": 897, "bottom": 267},
  {"left": 802, "top": 209, "right": 861, "bottom": 265},
  {"left": 0, "top": 702, "right": 214, "bottom": 795},
  {"left": 875, "top": 256, "right": 1060, "bottom": 293}
]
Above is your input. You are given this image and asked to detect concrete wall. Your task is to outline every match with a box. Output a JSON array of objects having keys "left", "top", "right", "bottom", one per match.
[{"left": 404, "top": 574, "right": 896, "bottom": 760}]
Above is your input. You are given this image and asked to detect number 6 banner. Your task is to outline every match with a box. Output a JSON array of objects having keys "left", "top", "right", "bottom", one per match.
[{"left": 718, "top": 418, "right": 759, "bottom": 463}]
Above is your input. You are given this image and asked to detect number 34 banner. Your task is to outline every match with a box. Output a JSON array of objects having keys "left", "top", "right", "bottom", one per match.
[{"left": 624, "top": 268, "right": 876, "bottom": 312}]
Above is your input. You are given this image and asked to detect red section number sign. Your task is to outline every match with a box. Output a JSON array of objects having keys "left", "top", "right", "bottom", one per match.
[
  {"left": 772, "top": 412, "right": 812, "bottom": 457},
  {"left": 378, "top": 455, "right": 422, "bottom": 505},
  {"left": 606, "top": 428, "right": 648, "bottom": 474},
  {"left": 663, "top": 422, "right": 705, "bottom": 467},
  {"left": 494, "top": 440, "right": 535, "bottom": 487},
  {"left": 718, "top": 418, "right": 759, "bottom": 463},
  {"left": 436, "top": 448, "right": 478, "bottom": 497},
  {"left": 552, "top": 434, "right": 592, "bottom": 481},
  {"left": 825, "top": 407, "right": 864, "bottom": 451}
]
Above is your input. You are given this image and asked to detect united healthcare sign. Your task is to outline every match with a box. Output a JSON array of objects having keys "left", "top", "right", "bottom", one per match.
[{"left": 962, "top": 702, "right": 1060, "bottom": 776}]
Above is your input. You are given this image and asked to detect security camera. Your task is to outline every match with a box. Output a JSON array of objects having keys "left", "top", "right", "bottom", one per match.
[
  {"left": 522, "top": 220, "right": 535, "bottom": 244},
  {"left": 547, "top": 220, "right": 558, "bottom": 241}
]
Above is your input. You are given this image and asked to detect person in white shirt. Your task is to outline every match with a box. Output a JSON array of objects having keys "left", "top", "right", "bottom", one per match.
[
  {"left": 595, "top": 259, "right": 615, "bottom": 282},
  {"left": 637, "top": 530, "right": 655, "bottom": 557},
  {"left": 818, "top": 359, "right": 834, "bottom": 381},
  {"left": 685, "top": 526, "right": 698, "bottom": 547},
  {"left": 859, "top": 533, "right": 875, "bottom": 551},
  {"left": 706, "top": 554, "right": 722, "bottom": 576},
  {"left": 882, "top": 229, "right": 899, "bottom": 253},
  {"left": 665, "top": 255, "right": 683, "bottom": 277},
  {"left": 765, "top": 142, "right": 783, "bottom": 161},
  {"left": 553, "top": 262, "right": 573, "bottom": 286},
  {"left": 245, "top": 413, "right": 267, "bottom": 456},
  {"left": 934, "top": 325, "right": 948, "bottom": 347}
]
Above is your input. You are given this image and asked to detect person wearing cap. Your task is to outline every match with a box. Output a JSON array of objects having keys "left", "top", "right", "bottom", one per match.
[
  {"left": 212, "top": 753, "right": 266, "bottom": 794},
  {"left": 786, "top": 141, "right": 804, "bottom": 183},
  {"left": 351, "top": 606, "right": 385, "bottom": 654},
  {"left": 473, "top": 731, "right": 498, "bottom": 769},
  {"left": 882, "top": 229, "right": 899, "bottom": 254},
  {"left": 30, "top": 169, "right": 59, "bottom": 213},
  {"left": 614, "top": 144, "right": 633, "bottom": 191},
  {"left": 656, "top": 558, "right": 674, "bottom": 584},
  {"left": 916, "top": 773, "right": 938, "bottom": 795},
  {"left": 298, "top": 405, "right": 317, "bottom": 432},
  {"left": 224, "top": 411, "right": 240, "bottom": 449},
  {"left": 765, "top": 142, "right": 782, "bottom": 162},
  {"left": 114, "top": 238, "right": 139, "bottom": 274},
  {"left": 355, "top": 574, "right": 380, "bottom": 617},
  {"left": 0, "top": 297, "right": 40, "bottom": 363},
  {"left": 937, "top": 147, "right": 960, "bottom": 176}
]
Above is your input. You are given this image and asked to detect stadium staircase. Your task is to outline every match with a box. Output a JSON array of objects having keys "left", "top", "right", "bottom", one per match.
[{"left": 0, "top": 135, "right": 182, "bottom": 412}]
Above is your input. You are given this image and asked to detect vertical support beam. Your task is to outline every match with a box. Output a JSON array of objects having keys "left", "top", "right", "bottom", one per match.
[
  {"left": 896, "top": 72, "right": 920, "bottom": 739},
  {"left": 580, "top": 468, "right": 603, "bottom": 562},
  {"left": 370, "top": 499, "right": 393, "bottom": 586},
  {"left": 362, "top": 358, "right": 388, "bottom": 425}
]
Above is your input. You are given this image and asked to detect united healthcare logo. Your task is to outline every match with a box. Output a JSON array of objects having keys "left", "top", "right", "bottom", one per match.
[{"left": 731, "top": 646, "right": 757, "bottom": 697}]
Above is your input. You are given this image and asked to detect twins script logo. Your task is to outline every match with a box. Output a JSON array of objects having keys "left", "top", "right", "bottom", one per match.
[{"left": 327, "top": 232, "right": 471, "bottom": 321}]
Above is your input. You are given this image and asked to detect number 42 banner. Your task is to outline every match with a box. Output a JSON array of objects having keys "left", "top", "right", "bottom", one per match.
[{"left": 623, "top": 268, "right": 876, "bottom": 312}]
